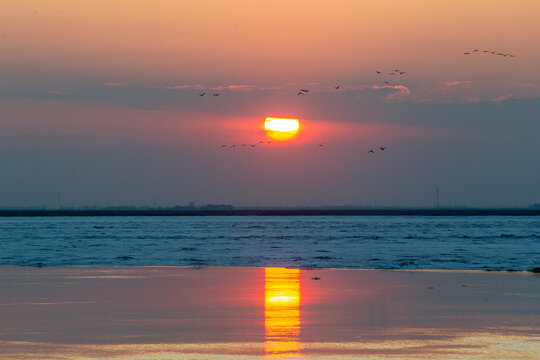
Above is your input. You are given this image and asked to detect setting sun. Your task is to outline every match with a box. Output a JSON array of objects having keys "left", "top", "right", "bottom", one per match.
[{"left": 264, "top": 118, "right": 300, "bottom": 141}]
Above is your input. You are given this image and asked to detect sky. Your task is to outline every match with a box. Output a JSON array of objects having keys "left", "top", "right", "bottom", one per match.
[{"left": 1, "top": 0, "right": 539, "bottom": 208}]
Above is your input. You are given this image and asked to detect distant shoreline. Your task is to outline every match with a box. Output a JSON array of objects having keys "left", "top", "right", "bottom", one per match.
[{"left": 1, "top": 208, "right": 539, "bottom": 217}]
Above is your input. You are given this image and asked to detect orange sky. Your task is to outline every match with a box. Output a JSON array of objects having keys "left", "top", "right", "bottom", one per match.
[
  {"left": 2, "top": 0, "right": 540, "bottom": 87},
  {"left": 1, "top": 1, "right": 539, "bottom": 207}
]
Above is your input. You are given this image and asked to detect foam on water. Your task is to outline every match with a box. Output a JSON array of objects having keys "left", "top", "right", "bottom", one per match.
[{"left": 0, "top": 216, "right": 538, "bottom": 270}]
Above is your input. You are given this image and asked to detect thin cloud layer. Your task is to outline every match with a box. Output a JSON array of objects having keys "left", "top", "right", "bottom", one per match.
[{"left": 370, "top": 85, "right": 412, "bottom": 101}]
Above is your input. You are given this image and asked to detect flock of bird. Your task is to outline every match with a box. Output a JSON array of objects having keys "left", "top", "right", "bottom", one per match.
[
  {"left": 201, "top": 47, "right": 515, "bottom": 101},
  {"left": 463, "top": 49, "right": 515, "bottom": 57},
  {"left": 213, "top": 67, "right": 402, "bottom": 152},
  {"left": 219, "top": 141, "right": 387, "bottom": 155},
  {"left": 297, "top": 85, "right": 341, "bottom": 96},
  {"left": 210, "top": 48, "right": 515, "bottom": 151},
  {"left": 368, "top": 146, "right": 386, "bottom": 154},
  {"left": 220, "top": 141, "right": 271, "bottom": 148},
  {"left": 375, "top": 68, "right": 407, "bottom": 87}
]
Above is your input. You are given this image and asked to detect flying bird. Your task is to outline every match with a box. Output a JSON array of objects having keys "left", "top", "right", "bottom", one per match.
[
  {"left": 297, "top": 91, "right": 304, "bottom": 96},
  {"left": 464, "top": 52, "right": 470, "bottom": 55},
  {"left": 312, "top": 277, "right": 321, "bottom": 280},
  {"left": 220, "top": 144, "right": 227, "bottom": 148},
  {"left": 300, "top": 89, "right": 309, "bottom": 92},
  {"left": 399, "top": 71, "right": 406, "bottom": 74},
  {"left": 384, "top": 81, "right": 393, "bottom": 85},
  {"left": 199, "top": 92, "right": 206, "bottom": 96},
  {"left": 379, "top": 147, "right": 386, "bottom": 151},
  {"left": 376, "top": 71, "right": 381, "bottom": 74},
  {"left": 318, "top": 143, "right": 325, "bottom": 147},
  {"left": 368, "top": 150, "right": 375, "bottom": 154},
  {"left": 335, "top": 85, "right": 341, "bottom": 89},
  {"left": 213, "top": 93, "right": 220, "bottom": 96}
]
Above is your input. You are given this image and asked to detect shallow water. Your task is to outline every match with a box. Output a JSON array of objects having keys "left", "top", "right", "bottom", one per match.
[
  {"left": 0, "top": 216, "right": 538, "bottom": 270},
  {"left": 0, "top": 266, "right": 539, "bottom": 359}
]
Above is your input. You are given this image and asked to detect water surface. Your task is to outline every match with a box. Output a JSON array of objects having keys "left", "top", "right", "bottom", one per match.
[{"left": 1, "top": 216, "right": 538, "bottom": 270}]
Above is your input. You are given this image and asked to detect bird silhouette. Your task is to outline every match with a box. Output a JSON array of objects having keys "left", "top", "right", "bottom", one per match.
[
  {"left": 376, "top": 71, "right": 381, "bottom": 74},
  {"left": 464, "top": 52, "right": 470, "bottom": 55},
  {"left": 213, "top": 93, "right": 220, "bottom": 96},
  {"left": 318, "top": 143, "right": 325, "bottom": 147},
  {"left": 368, "top": 150, "right": 375, "bottom": 154},
  {"left": 335, "top": 85, "right": 341, "bottom": 89},
  {"left": 312, "top": 277, "right": 321, "bottom": 280},
  {"left": 220, "top": 144, "right": 227, "bottom": 148},
  {"left": 384, "top": 81, "right": 393, "bottom": 85},
  {"left": 379, "top": 147, "right": 386, "bottom": 151},
  {"left": 300, "top": 89, "right": 309, "bottom": 92},
  {"left": 297, "top": 91, "right": 304, "bottom": 96},
  {"left": 399, "top": 71, "right": 406, "bottom": 74},
  {"left": 199, "top": 92, "right": 206, "bottom": 96}
]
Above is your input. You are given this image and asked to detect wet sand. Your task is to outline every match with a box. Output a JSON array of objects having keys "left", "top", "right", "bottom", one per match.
[{"left": 0, "top": 266, "right": 538, "bottom": 359}]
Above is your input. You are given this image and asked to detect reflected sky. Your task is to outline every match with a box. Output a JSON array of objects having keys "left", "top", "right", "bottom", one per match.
[{"left": 0, "top": 266, "right": 538, "bottom": 359}]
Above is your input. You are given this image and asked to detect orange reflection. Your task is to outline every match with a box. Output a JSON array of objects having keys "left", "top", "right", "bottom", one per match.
[{"left": 264, "top": 267, "right": 301, "bottom": 358}]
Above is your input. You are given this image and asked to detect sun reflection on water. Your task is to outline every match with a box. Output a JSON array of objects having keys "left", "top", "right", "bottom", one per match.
[{"left": 264, "top": 267, "right": 301, "bottom": 358}]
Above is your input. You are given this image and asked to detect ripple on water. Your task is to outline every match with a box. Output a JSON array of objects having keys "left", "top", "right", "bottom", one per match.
[{"left": 0, "top": 216, "right": 538, "bottom": 270}]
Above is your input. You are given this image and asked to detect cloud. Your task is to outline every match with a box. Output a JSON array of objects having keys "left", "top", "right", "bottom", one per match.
[
  {"left": 163, "top": 84, "right": 206, "bottom": 90},
  {"left": 257, "top": 86, "right": 284, "bottom": 91},
  {"left": 103, "top": 82, "right": 126, "bottom": 87},
  {"left": 430, "top": 80, "right": 478, "bottom": 95},
  {"left": 309, "top": 84, "right": 369, "bottom": 93},
  {"left": 463, "top": 97, "right": 480, "bottom": 103},
  {"left": 492, "top": 94, "right": 514, "bottom": 102},
  {"left": 162, "top": 84, "right": 259, "bottom": 92},
  {"left": 441, "top": 80, "right": 477, "bottom": 89},
  {"left": 209, "top": 85, "right": 256, "bottom": 92},
  {"left": 517, "top": 82, "right": 539, "bottom": 88},
  {"left": 428, "top": 80, "right": 479, "bottom": 103},
  {"left": 370, "top": 85, "right": 411, "bottom": 101}
]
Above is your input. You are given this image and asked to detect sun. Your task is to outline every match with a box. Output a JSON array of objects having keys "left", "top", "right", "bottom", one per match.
[{"left": 264, "top": 117, "right": 300, "bottom": 141}]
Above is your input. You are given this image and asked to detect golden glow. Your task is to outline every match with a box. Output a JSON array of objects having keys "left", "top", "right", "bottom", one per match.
[
  {"left": 264, "top": 118, "right": 300, "bottom": 141},
  {"left": 264, "top": 267, "right": 301, "bottom": 358}
]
